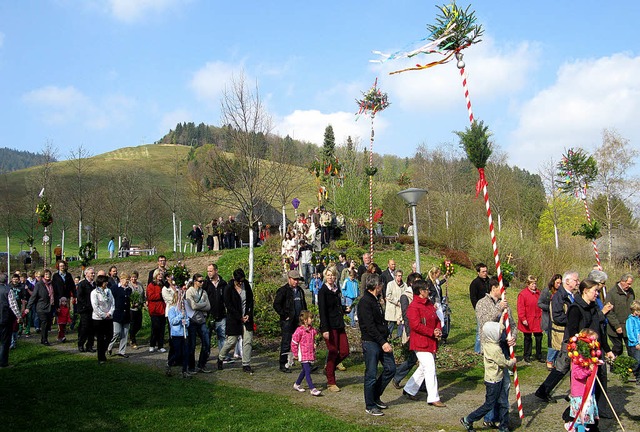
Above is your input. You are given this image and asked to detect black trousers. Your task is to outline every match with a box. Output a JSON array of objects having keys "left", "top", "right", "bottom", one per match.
[
  {"left": 78, "top": 313, "right": 95, "bottom": 349},
  {"left": 129, "top": 310, "right": 143, "bottom": 344},
  {"left": 93, "top": 319, "right": 113, "bottom": 361},
  {"left": 149, "top": 315, "right": 165, "bottom": 349},
  {"left": 523, "top": 332, "right": 543, "bottom": 360},
  {"left": 279, "top": 320, "right": 295, "bottom": 366},
  {"left": 37, "top": 311, "right": 52, "bottom": 344}
]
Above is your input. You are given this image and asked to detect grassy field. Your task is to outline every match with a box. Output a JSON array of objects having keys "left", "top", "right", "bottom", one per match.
[{"left": 0, "top": 342, "right": 377, "bottom": 432}]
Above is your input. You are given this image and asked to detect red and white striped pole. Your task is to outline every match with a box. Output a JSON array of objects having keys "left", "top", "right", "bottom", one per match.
[
  {"left": 369, "top": 116, "right": 374, "bottom": 258},
  {"left": 458, "top": 51, "right": 524, "bottom": 418},
  {"left": 581, "top": 193, "right": 601, "bottom": 270}
]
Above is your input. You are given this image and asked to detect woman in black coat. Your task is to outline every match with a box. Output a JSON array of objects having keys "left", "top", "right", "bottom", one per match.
[
  {"left": 217, "top": 269, "right": 254, "bottom": 374},
  {"left": 25, "top": 269, "right": 54, "bottom": 346}
]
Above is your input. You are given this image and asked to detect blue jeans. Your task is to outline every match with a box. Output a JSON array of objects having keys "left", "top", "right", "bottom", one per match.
[
  {"left": 345, "top": 297, "right": 356, "bottom": 328},
  {"left": 474, "top": 323, "right": 481, "bottom": 353},
  {"left": 484, "top": 369, "right": 510, "bottom": 424},
  {"left": 467, "top": 378, "right": 509, "bottom": 427},
  {"left": 188, "top": 321, "right": 211, "bottom": 370},
  {"left": 211, "top": 318, "right": 226, "bottom": 352},
  {"left": 630, "top": 345, "right": 640, "bottom": 381},
  {"left": 547, "top": 347, "right": 558, "bottom": 363},
  {"left": 362, "top": 340, "right": 396, "bottom": 410},
  {"left": 394, "top": 349, "right": 417, "bottom": 384},
  {"left": 300, "top": 263, "right": 312, "bottom": 287}
]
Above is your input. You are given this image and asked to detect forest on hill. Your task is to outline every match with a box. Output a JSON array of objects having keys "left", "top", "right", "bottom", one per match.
[{"left": 0, "top": 147, "right": 56, "bottom": 173}]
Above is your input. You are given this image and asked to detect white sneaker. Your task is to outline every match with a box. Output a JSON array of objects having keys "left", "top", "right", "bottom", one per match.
[
  {"left": 158, "top": 348, "right": 167, "bottom": 353},
  {"left": 149, "top": 347, "right": 155, "bottom": 353},
  {"left": 310, "top": 388, "right": 322, "bottom": 396},
  {"left": 293, "top": 383, "right": 305, "bottom": 392}
]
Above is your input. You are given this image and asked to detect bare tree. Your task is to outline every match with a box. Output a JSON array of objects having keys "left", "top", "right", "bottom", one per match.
[
  {"left": 593, "top": 128, "right": 639, "bottom": 263},
  {"left": 538, "top": 158, "right": 562, "bottom": 249},
  {"left": 66, "top": 145, "right": 92, "bottom": 247},
  {"left": 189, "top": 73, "right": 285, "bottom": 283}
]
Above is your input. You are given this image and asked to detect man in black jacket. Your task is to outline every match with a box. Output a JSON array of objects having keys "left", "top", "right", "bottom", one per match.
[
  {"left": 203, "top": 264, "right": 229, "bottom": 359},
  {"left": 76, "top": 267, "right": 96, "bottom": 353},
  {"left": 359, "top": 274, "right": 396, "bottom": 416},
  {"left": 52, "top": 260, "right": 75, "bottom": 310},
  {"left": 535, "top": 271, "right": 579, "bottom": 402},
  {"left": 469, "top": 263, "right": 489, "bottom": 353},
  {"left": 273, "top": 270, "right": 307, "bottom": 372}
]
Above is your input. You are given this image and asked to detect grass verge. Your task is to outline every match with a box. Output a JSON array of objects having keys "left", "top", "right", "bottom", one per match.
[{"left": 0, "top": 342, "right": 380, "bottom": 432}]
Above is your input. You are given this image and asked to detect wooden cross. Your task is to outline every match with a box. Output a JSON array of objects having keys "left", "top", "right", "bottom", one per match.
[{"left": 506, "top": 253, "right": 513, "bottom": 264}]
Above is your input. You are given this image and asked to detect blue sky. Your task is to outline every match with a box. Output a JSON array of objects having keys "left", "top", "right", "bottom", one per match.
[{"left": 1, "top": 0, "right": 639, "bottom": 177}]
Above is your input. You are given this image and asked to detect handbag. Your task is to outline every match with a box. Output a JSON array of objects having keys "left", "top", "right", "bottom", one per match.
[{"left": 191, "top": 310, "right": 206, "bottom": 325}]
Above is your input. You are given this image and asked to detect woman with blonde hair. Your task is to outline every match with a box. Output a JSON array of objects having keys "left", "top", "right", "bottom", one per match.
[{"left": 517, "top": 275, "right": 543, "bottom": 363}]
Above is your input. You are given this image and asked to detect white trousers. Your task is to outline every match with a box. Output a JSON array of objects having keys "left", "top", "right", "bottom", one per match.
[{"left": 403, "top": 351, "right": 440, "bottom": 403}]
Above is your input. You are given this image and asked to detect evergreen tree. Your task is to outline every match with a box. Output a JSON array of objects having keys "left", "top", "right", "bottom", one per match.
[{"left": 322, "top": 125, "right": 336, "bottom": 162}]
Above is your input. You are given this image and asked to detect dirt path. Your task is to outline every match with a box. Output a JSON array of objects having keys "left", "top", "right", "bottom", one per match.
[{"left": 29, "top": 330, "right": 637, "bottom": 432}]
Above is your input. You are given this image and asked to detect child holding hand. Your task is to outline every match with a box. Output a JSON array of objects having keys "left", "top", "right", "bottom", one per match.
[
  {"left": 57, "top": 297, "right": 72, "bottom": 342},
  {"left": 291, "top": 310, "right": 322, "bottom": 396}
]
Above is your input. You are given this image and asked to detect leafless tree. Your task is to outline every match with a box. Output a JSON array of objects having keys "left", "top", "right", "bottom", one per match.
[
  {"left": 593, "top": 128, "right": 639, "bottom": 263},
  {"left": 189, "top": 73, "right": 285, "bottom": 282}
]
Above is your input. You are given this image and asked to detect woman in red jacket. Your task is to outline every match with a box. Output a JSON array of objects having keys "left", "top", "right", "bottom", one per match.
[
  {"left": 146, "top": 269, "right": 167, "bottom": 353},
  {"left": 517, "top": 275, "right": 542, "bottom": 363},
  {"left": 402, "top": 279, "right": 445, "bottom": 407}
]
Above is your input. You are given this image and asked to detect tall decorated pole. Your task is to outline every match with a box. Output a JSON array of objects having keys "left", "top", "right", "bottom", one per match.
[
  {"left": 373, "top": 3, "right": 524, "bottom": 418},
  {"left": 457, "top": 121, "right": 524, "bottom": 419},
  {"left": 557, "top": 148, "right": 601, "bottom": 269},
  {"left": 36, "top": 191, "right": 53, "bottom": 269},
  {"left": 356, "top": 78, "right": 390, "bottom": 258}
]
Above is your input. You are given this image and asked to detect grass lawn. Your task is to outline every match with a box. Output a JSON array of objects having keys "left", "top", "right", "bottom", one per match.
[{"left": 0, "top": 342, "right": 379, "bottom": 432}]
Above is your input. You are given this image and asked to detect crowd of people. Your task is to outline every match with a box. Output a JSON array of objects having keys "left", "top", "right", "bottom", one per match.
[{"left": 1, "top": 251, "right": 638, "bottom": 431}]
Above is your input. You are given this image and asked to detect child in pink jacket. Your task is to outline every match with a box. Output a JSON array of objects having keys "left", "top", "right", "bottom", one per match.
[{"left": 291, "top": 310, "right": 321, "bottom": 396}]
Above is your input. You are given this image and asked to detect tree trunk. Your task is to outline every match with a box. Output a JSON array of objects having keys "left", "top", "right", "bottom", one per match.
[
  {"left": 606, "top": 194, "right": 612, "bottom": 264},
  {"left": 248, "top": 228, "right": 255, "bottom": 284}
]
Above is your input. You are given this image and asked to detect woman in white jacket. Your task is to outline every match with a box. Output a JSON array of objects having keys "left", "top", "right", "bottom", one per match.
[{"left": 91, "top": 274, "right": 115, "bottom": 364}]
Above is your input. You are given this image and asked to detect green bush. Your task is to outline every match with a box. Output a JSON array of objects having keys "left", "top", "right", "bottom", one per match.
[
  {"left": 393, "top": 242, "right": 404, "bottom": 251},
  {"left": 334, "top": 239, "right": 356, "bottom": 250}
]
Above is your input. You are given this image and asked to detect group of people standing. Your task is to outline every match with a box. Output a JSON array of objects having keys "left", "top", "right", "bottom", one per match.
[{"left": 465, "top": 262, "right": 637, "bottom": 432}]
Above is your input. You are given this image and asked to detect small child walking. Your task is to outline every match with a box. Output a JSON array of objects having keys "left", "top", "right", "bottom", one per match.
[
  {"left": 625, "top": 300, "right": 640, "bottom": 386},
  {"left": 166, "top": 291, "right": 190, "bottom": 378},
  {"left": 291, "top": 310, "right": 322, "bottom": 396},
  {"left": 56, "top": 297, "right": 72, "bottom": 342},
  {"left": 460, "top": 321, "right": 516, "bottom": 432},
  {"left": 564, "top": 329, "right": 600, "bottom": 432},
  {"left": 308, "top": 273, "right": 322, "bottom": 306}
]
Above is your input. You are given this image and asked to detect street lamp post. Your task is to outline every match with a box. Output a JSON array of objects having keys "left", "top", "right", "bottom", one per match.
[{"left": 397, "top": 188, "right": 428, "bottom": 274}]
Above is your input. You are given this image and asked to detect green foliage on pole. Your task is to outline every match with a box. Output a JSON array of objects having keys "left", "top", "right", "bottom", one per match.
[
  {"left": 557, "top": 148, "right": 598, "bottom": 195},
  {"left": 455, "top": 120, "right": 492, "bottom": 169},
  {"left": 427, "top": 2, "right": 484, "bottom": 51}
]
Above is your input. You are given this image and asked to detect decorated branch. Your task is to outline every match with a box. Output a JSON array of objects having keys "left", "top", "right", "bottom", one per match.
[
  {"left": 168, "top": 261, "right": 190, "bottom": 288},
  {"left": 36, "top": 196, "right": 53, "bottom": 227},
  {"left": 439, "top": 259, "right": 455, "bottom": 278},
  {"left": 557, "top": 148, "right": 598, "bottom": 196},
  {"left": 557, "top": 147, "right": 601, "bottom": 268},
  {"left": 355, "top": 78, "right": 390, "bottom": 257},
  {"left": 79, "top": 242, "right": 95, "bottom": 268},
  {"left": 372, "top": 1, "right": 484, "bottom": 73}
]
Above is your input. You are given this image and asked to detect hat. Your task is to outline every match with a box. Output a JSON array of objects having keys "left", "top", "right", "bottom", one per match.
[
  {"left": 287, "top": 270, "right": 303, "bottom": 280},
  {"left": 587, "top": 269, "right": 608, "bottom": 284}
]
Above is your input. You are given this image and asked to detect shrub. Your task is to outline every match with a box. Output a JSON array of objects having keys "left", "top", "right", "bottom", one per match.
[
  {"left": 440, "top": 247, "right": 473, "bottom": 269},
  {"left": 334, "top": 239, "right": 356, "bottom": 250},
  {"left": 393, "top": 242, "right": 404, "bottom": 251}
]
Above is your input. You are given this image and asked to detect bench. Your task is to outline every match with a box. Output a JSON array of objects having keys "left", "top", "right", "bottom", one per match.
[{"left": 119, "top": 247, "right": 156, "bottom": 257}]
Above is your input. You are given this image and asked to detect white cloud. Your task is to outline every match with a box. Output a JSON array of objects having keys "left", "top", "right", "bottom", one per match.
[
  {"left": 107, "top": 0, "right": 187, "bottom": 23},
  {"left": 189, "top": 61, "right": 241, "bottom": 105},
  {"left": 507, "top": 53, "right": 640, "bottom": 172},
  {"left": 22, "top": 85, "right": 136, "bottom": 130},
  {"left": 373, "top": 37, "right": 538, "bottom": 113},
  {"left": 275, "top": 109, "right": 384, "bottom": 146}
]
